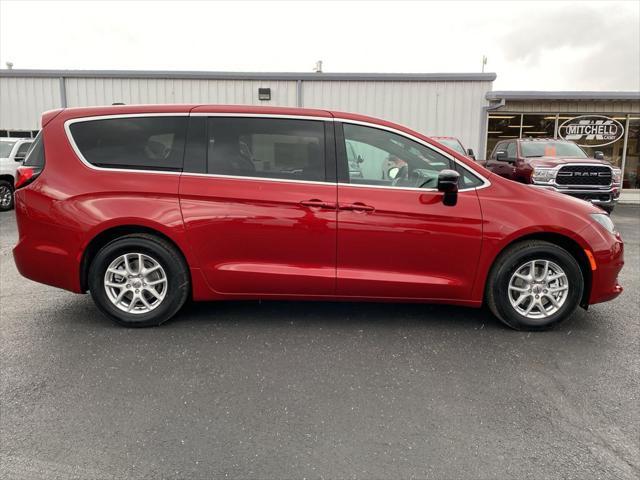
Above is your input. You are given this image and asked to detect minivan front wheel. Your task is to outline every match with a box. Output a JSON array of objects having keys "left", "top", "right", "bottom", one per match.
[
  {"left": 88, "top": 234, "right": 189, "bottom": 327},
  {"left": 486, "top": 240, "right": 584, "bottom": 330}
]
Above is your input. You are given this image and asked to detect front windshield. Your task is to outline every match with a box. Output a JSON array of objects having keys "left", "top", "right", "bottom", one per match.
[
  {"left": 0, "top": 141, "right": 17, "bottom": 158},
  {"left": 436, "top": 138, "right": 466, "bottom": 155},
  {"left": 520, "top": 141, "right": 588, "bottom": 158}
]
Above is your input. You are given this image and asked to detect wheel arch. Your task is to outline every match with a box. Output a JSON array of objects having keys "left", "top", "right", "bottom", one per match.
[
  {"left": 484, "top": 231, "right": 593, "bottom": 308},
  {"left": 80, "top": 224, "right": 191, "bottom": 293},
  {"left": 0, "top": 174, "right": 15, "bottom": 187}
]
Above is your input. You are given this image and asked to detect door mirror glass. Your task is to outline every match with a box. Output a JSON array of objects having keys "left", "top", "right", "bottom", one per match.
[
  {"left": 437, "top": 169, "right": 460, "bottom": 206},
  {"left": 594, "top": 150, "right": 605, "bottom": 160}
]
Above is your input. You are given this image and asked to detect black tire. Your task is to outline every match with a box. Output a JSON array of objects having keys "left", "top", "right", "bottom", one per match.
[
  {"left": 486, "top": 240, "right": 584, "bottom": 331},
  {"left": 0, "top": 179, "right": 14, "bottom": 212},
  {"left": 88, "top": 234, "right": 190, "bottom": 327}
]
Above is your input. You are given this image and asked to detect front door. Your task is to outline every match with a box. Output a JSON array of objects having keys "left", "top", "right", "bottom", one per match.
[
  {"left": 180, "top": 115, "right": 337, "bottom": 296},
  {"left": 335, "top": 122, "right": 483, "bottom": 301}
]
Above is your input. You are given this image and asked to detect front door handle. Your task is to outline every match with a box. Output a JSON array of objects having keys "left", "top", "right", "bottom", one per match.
[
  {"left": 300, "top": 199, "right": 337, "bottom": 209},
  {"left": 338, "top": 202, "right": 375, "bottom": 213}
]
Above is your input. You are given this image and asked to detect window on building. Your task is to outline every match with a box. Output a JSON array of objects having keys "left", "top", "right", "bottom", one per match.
[
  {"left": 521, "top": 115, "right": 556, "bottom": 140},
  {"left": 486, "top": 114, "right": 520, "bottom": 158},
  {"left": 624, "top": 117, "right": 640, "bottom": 189},
  {"left": 70, "top": 116, "right": 187, "bottom": 170},
  {"left": 207, "top": 118, "right": 326, "bottom": 182},
  {"left": 557, "top": 113, "right": 627, "bottom": 170}
]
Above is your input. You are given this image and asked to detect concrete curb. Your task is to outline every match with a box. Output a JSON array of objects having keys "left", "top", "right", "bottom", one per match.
[{"left": 619, "top": 190, "right": 640, "bottom": 205}]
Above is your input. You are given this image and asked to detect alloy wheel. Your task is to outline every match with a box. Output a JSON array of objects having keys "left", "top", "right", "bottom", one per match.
[
  {"left": 508, "top": 259, "right": 569, "bottom": 319},
  {"left": 103, "top": 253, "right": 168, "bottom": 314}
]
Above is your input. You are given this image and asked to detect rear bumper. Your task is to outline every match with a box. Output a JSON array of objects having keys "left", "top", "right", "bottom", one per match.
[
  {"left": 13, "top": 232, "right": 82, "bottom": 293},
  {"left": 13, "top": 190, "right": 83, "bottom": 293}
]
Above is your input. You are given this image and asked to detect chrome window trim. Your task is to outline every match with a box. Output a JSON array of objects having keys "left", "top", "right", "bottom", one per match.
[
  {"left": 63, "top": 112, "right": 491, "bottom": 192},
  {"left": 181, "top": 171, "right": 334, "bottom": 186},
  {"left": 192, "top": 112, "right": 334, "bottom": 122}
]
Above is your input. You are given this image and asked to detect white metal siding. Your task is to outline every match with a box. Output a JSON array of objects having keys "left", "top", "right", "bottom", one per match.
[
  {"left": 303, "top": 80, "right": 492, "bottom": 154},
  {"left": 0, "top": 75, "right": 491, "bottom": 153},
  {"left": 64, "top": 78, "right": 298, "bottom": 107},
  {"left": 0, "top": 77, "right": 61, "bottom": 130}
]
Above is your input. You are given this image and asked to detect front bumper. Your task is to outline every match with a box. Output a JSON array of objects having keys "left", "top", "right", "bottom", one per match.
[
  {"left": 533, "top": 183, "right": 621, "bottom": 208},
  {"left": 582, "top": 226, "right": 624, "bottom": 305}
]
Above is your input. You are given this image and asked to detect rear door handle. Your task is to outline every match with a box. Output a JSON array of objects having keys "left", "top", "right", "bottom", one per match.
[
  {"left": 300, "top": 199, "right": 337, "bottom": 209},
  {"left": 338, "top": 202, "right": 375, "bottom": 213}
]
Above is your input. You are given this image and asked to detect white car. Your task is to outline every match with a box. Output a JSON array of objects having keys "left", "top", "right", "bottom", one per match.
[{"left": 0, "top": 138, "right": 33, "bottom": 211}]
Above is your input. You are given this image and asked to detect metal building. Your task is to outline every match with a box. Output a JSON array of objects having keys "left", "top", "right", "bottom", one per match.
[{"left": 0, "top": 69, "right": 496, "bottom": 155}]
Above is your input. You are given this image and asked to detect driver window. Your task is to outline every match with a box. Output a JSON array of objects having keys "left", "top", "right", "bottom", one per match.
[
  {"left": 505, "top": 141, "right": 517, "bottom": 160},
  {"left": 342, "top": 123, "right": 453, "bottom": 189}
]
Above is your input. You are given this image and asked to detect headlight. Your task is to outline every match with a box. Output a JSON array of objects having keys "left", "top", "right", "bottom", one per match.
[
  {"left": 531, "top": 167, "right": 557, "bottom": 183},
  {"left": 612, "top": 168, "right": 622, "bottom": 184},
  {"left": 591, "top": 213, "right": 616, "bottom": 234}
]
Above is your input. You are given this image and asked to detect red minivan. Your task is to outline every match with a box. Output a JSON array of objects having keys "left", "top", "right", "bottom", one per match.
[{"left": 13, "top": 105, "right": 624, "bottom": 330}]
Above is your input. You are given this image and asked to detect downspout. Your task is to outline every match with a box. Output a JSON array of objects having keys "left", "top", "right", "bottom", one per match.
[
  {"left": 479, "top": 97, "right": 505, "bottom": 159},
  {"left": 59, "top": 76, "right": 67, "bottom": 108},
  {"left": 296, "top": 79, "right": 303, "bottom": 107}
]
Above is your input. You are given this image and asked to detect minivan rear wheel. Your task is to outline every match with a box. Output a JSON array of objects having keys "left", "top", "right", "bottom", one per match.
[
  {"left": 88, "top": 234, "right": 189, "bottom": 327},
  {"left": 486, "top": 240, "right": 584, "bottom": 331}
]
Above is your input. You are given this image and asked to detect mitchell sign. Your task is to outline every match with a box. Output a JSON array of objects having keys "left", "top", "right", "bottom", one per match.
[{"left": 559, "top": 115, "right": 624, "bottom": 147}]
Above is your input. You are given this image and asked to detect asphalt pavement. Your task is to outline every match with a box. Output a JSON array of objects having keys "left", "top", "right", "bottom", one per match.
[{"left": 1, "top": 206, "right": 638, "bottom": 479}]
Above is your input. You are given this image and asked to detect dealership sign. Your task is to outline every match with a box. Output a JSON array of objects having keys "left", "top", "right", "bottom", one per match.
[{"left": 559, "top": 115, "right": 624, "bottom": 147}]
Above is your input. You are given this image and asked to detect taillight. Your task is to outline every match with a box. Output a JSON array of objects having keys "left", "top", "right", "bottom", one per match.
[
  {"left": 15, "top": 166, "right": 42, "bottom": 190},
  {"left": 15, "top": 130, "right": 45, "bottom": 189}
]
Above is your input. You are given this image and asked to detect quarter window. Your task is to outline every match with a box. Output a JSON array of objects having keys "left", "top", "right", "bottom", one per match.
[
  {"left": 207, "top": 118, "right": 326, "bottom": 182},
  {"left": 69, "top": 116, "right": 187, "bottom": 170}
]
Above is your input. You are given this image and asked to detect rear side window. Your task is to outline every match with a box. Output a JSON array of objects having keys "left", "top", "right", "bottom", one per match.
[
  {"left": 23, "top": 131, "right": 45, "bottom": 168},
  {"left": 69, "top": 116, "right": 187, "bottom": 171},
  {"left": 207, "top": 117, "right": 326, "bottom": 182}
]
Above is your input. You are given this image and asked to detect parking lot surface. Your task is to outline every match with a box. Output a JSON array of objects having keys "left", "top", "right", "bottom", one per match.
[{"left": 1, "top": 206, "right": 638, "bottom": 479}]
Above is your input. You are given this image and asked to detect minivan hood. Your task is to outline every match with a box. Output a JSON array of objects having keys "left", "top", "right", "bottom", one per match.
[{"left": 489, "top": 170, "right": 602, "bottom": 216}]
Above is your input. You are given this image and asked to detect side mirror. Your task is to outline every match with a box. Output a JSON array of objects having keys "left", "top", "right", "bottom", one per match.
[
  {"left": 495, "top": 151, "right": 509, "bottom": 162},
  {"left": 437, "top": 169, "right": 460, "bottom": 206},
  {"left": 14, "top": 157, "right": 24, "bottom": 162},
  {"left": 467, "top": 148, "right": 476, "bottom": 160},
  {"left": 388, "top": 166, "right": 400, "bottom": 179},
  {"left": 594, "top": 151, "right": 605, "bottom": 160}
]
